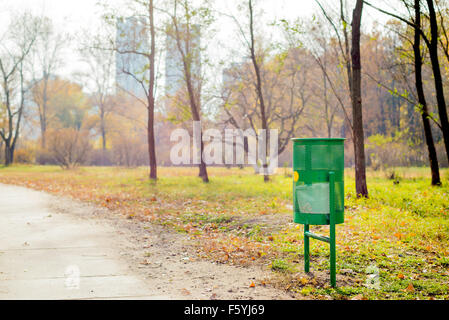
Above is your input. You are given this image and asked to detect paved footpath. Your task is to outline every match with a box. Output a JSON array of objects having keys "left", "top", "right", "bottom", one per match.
[{"left": 0, "top": 183, "right": 166, "bottom": 300}]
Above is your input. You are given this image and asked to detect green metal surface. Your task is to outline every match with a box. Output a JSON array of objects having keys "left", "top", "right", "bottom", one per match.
[
  {"left": 304, "top": 224, "right": 310, "bottom": 273},
  {"left": 292, "top": 138, "right": 344, "bottom": 287},
  {"left": 292, "top": 138, "right": 345, "bottom": 225},
  {"left": 329, "top": 171, "right": 336, "bottom": 287},
  {"left": 304, "top": 231, "right": 330, "bottom": 243}
]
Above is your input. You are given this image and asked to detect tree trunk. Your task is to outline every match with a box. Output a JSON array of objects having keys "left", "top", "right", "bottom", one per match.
[
  {"left": 426, "top": 0, "right": 449, "bottom": 163},
  {"left": 185, "top": 69, "right": 208, "bottom": 183},
  {"left": 147, "top": 95, "right": 157, "bottom": 180},
  {"left": 198, "top": 136, "right": 209, "bottom": 182},
  {"left": 249, "top": 0, "right": 269, "bottom": 182},
  {"left": 41, "top": 76, "right": 48, "bottom": 149},
  {"left": 351, "top": 0, "right": 368, "bottom": 198},
  {"left": 41, "top": 123, "right": 47, "bottom": 149},
  {"left": 414, "top": 0, "right": 441, "bottom": 186},
  {"left": 148, "top": 0, "right": 157, "bottom": 181},
  {"left": 191, "top": 113, "right": 209, "bottom": 183},
  {"left": 171, "top": 3, "right": 208, "bottom": 183},
  {"left": 4, "top": 143, "right": 14, "bottom": 166}
]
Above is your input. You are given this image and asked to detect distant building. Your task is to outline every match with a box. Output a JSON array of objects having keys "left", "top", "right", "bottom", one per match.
[
  {"left": 165, "top": 24, "right": 201, "bottom": 97},
  {"left": 116, "top": 17, "right": 149, "bottom": 99}
]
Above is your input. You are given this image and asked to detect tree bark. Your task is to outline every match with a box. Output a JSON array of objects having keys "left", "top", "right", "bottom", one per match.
[
  {"left": 148, "top": 0, "right": 157, "bottom": 180},
  {"left": 40, "top": 77, "right": 48, "bottom": 149},
  {"left": 172, "top": 1, "right": 209, "bottom": 183},
  {"left": 249, "top": 0, "right": 269, "bottom": 182},
  {"left": 351, "top": 0, "right": 368, "bottom": 197},
  {"left": 4, "top": 143, "right": 14, "bottom": 166},
  {"left": 414, "top": 0, "right": 441, "bottom": 186},
  {"left": 426, "top": 0, "right": 449, "bottom": 163}
]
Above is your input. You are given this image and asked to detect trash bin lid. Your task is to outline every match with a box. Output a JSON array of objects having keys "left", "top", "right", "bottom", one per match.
[{"left": 291, "top": 138, "right": 346, "bottom": 142}]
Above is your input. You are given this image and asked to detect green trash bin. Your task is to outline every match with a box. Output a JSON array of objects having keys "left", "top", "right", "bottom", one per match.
[{"left": 292, "top": 138, "right": 345, "bottom": 287}]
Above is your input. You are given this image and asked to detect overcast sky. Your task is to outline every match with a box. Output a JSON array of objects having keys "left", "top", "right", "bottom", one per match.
[{"left": 0, "top": 0, "right": 394, "bottom": 91}]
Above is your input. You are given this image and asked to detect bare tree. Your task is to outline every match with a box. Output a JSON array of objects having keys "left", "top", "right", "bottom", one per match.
[
  {"left": 425, "top": 0, "right": 449, "bottom": 163},
  {"left": 0, "top": 13, "right": 40, "bottom": 165},
  {"left": 103, "top": 0, "right": 158, "bottom": 179},
  {"left": 413, "top": 0, "right": 441, "bottom": 185},
  {"left": 351, "top": 0, "right": 368, "bottom": 197},
  {"left": 362, "top": 0, "right": 445, "bottom": 184},
  {"left": 220, "top": 48, "right": 311, "bottom": 165},
  {"left": 79, "top": 32, "right": 117, "bottom": 165},
  {"left": 313, "top": 0, "right": 368, "bottom": 197},
  {"left": 365, "top": 0, "right": 449, "bottom": 165},
  {"left": 294, "top": 15, "right": 351, "bottom": 138},
  {"left": 248, "top": 0, "right": 269, "bottom": 181},
  {"left": 30, "top": 17, "right": 67, "bottom": 149},
  {"left": 221, "top": 0, "right": 276, "bottom": 181},
  {"left": 163, "top": 0, "right": 214, "bottom": 183}
]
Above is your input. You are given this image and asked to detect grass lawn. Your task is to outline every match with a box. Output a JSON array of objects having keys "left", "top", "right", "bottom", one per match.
[{"left": 1, "top": 165, "right": 448, "bottom": 300}]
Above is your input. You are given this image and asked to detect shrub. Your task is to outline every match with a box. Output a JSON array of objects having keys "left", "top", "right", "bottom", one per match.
[
  {"left": 47, "top": 128, "right": 92, "bottom": 169},
  {"left": 111, "top": 132, "right": 148, "bottom": 167},
  {"left": 366, "top": 132, "right": 425, "bottom": 170},
  {"left": 35, "top": 149, "right": 57, "bottom": 165},
  {"left": 14, "top": 148, "right": 35, "bottom": 164},
  {"left": 88, "top": 149, "right": 113, "bottom": 166}
]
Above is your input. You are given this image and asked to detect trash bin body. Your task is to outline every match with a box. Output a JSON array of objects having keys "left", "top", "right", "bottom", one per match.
[{"left": 292, "top": 138, "right": 345, "bottom": 226}]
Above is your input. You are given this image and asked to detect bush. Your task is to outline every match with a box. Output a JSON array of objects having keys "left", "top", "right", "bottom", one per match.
[
  {"left": 88, "top": 149, "right": 113, "bottom": 166},
  {"left": 366, "top": 132, "right": 425, "bottom": 170},
  {"left": 14, "top": 148, "right": 35, "bottom": 164},
  {"left": 47, "top": 128, "right": 92, "bottom": 169},
  {"left": 35, "top": 149, "right": 57, "bottom": 165},
  {"left": 111, "top": 133, "right": 148, "bottom": 167}
]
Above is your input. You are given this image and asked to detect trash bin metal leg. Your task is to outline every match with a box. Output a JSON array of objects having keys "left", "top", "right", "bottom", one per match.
[
  {"left": 304, "top": 224, "right": 310, "bottom": 273},
  {"left": 329, "top": 171, "right": 336, "bottom": 287}
]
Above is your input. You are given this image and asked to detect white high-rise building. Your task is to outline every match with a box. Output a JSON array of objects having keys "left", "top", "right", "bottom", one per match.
[{"left": 116, "top": 17, "right": 149, "bottom": 99}]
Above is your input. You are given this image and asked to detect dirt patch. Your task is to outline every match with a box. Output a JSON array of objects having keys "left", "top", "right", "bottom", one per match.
[{"left": 48, "top": 194, "right": 295, "bottom": 300}]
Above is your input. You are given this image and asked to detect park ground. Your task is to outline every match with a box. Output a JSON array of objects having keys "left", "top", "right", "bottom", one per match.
[{"left": 0, "top": 165, "right": 448, "bottom": 300}]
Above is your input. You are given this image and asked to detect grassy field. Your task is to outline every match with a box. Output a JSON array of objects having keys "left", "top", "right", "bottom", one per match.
[{"left": 0, "top": 165, "right": 448, "bottom": 300}]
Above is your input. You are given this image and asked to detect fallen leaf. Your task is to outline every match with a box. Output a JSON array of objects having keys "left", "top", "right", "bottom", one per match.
[
  {"left": 181, "top": 288, "right": 191, "bottom": 295},
  {"left": 140, "top": 259, "right": 151, "bottom": 265},
  {"left": 405, "top": 283, "right": 415, "bottom": 292}
]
